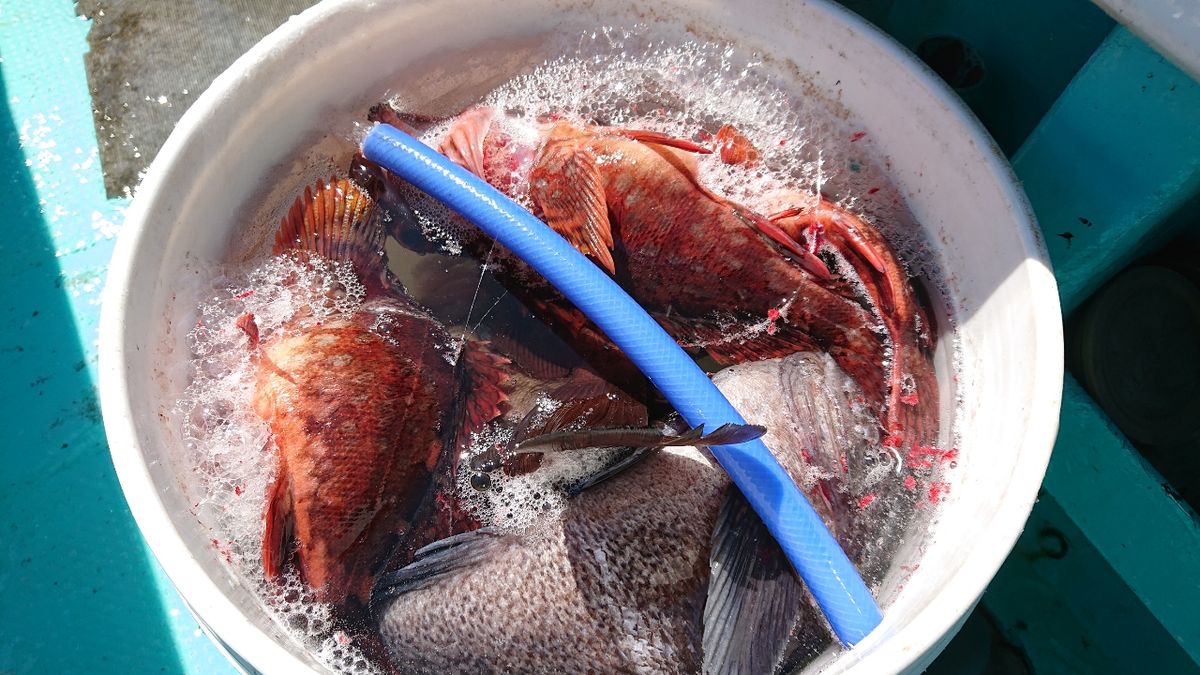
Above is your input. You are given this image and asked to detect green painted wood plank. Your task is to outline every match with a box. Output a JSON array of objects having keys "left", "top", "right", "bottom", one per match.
[
  {"left": 1011, "top": 26, "right": 1200, "bottom": 314},
  {"left": 0, "top": 1, "right": 234, "bottom": 672},
  {"left": 983, "top": 492, "right": 1198, "bottom": 673},
  {"left": 1043, "top": 376, "right": 1200, "bottom": 664},
  {"left": 1007, "top": 23, "right": 1200, "bottom": 665}
]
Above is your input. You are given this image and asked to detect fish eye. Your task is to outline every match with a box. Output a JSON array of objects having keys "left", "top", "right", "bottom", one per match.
[
  {"left": 470, "top": 472, "right": 492, "bottom": 491},
  {"left": 470, "top": 452, "right": 503, "bottom": 473}
]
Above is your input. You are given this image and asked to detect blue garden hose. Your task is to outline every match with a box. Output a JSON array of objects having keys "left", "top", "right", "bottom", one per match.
[{"left": 363, "top": 123, "right": 883, "bottom": 646}]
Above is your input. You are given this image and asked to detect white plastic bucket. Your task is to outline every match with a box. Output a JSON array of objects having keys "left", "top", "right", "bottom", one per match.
[{"left": 98, "top": 0, "right": 1063, "bottom": 672}]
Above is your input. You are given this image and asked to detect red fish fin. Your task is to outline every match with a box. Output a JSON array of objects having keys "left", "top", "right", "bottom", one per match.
[
  {"left": 610, "top": 128, "right": 713, "bottom": 154},
  {"left": 262, "top": 468, "right": 295, "bottom": 580},
  {"left": 236, "top": 312, "right": 259, "bottom": 351},
  {"left": 499, "top": 368, "right": 648, "bottom": 476},
  {"left": 438, "top": 106, "right": 493, "bottom": 178},
  {"left": 458, "top": 341, "right": 511, "bottom": 446},
  {"left": 714, "top": 124, "right": 762, "bottom": 166},
  {"left": 653, "top": 313, "right": 820, "bottom": 366},
  {"left": 529, "top": 143, "right": 617, "bottom": 274},
  {"left": 526, "top": 368, "right": 648, "bottom": 435},
  {"left": 274, "top": 177, "right": 388, "bottom": 293},
  {"left": 486, "top": 330, "right": 573, "bottom": 381},
  {"left": 738, "top": 207, "right": 831, "bottom": 280}
]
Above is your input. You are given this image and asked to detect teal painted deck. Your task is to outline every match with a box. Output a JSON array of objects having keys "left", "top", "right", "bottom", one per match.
[
  {"left": 0, "top": 2, "right": 230, "bottom": 672},
  {"left": 1, "top": 0, "right": 1197, "bottom": 672}
]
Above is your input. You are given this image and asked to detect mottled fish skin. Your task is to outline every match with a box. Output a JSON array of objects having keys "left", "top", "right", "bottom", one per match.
[
  {"left": 378, "top": 446, "right": 725, "bottom": 674},
  {"left": 375, "top": 352, "right": 901, "bottom": 674}
]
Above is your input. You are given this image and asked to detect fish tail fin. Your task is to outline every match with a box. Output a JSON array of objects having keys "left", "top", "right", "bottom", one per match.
[
  {"left": 714, "top": 123, "right": 762, "bottom": 166},
  {"left": 274, "top": 176, "right": 389, "bottom": 295},
  {"left": 262, "top": 467, "right": 295, "bottom": 581},
  {"left": 704, "top": 488, "right": 810, "bottom": 675}
]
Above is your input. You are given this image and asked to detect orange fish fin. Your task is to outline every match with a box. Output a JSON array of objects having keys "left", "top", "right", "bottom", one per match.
[
  {"left": 653, "top": 312, "right": 820, "bottom": 366},
  {"left": 262, "top": 467, "right": 295, "bottom": 580},
  {"left": 458, "top": 340, "right": 511, "bottom": 447},
  {"left": 274, "top": 177, "right": 388, "bottom": 292},
  {"left": 714, "top": 124, "right": 762, "bottom": 166},
  {"left": 529, "top": 143, "right": 617, "bottom": 274},
  {"left": 439, "top": 106, "right": 493, "bottom": 178},
  {"left": 737, "top": 207, "right": 831, "bottom": 280},
  {"left": 236, "top": 312, "right": 259, "bottom": 351},
  {"left": 610, "top": 128, "right": 713, "bottom": 154}
]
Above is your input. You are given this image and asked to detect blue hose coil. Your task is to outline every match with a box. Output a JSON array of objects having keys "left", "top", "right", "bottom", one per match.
[{"left": 363, "top": 123, "right": 883, "bottom": 646}]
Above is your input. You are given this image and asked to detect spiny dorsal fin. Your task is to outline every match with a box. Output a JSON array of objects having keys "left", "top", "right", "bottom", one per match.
[{"left": 274, "top": 177, "right": 389, "bottom": 293}]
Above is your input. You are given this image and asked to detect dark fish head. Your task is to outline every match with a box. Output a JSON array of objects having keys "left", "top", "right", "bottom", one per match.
[{"left": 347, "top": 153, "right": 436, "bottom": 254}]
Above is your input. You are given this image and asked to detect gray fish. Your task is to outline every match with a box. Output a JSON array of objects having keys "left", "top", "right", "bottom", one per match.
[{"left": 373, "top": 351, "right": 917, "bottom": 674}]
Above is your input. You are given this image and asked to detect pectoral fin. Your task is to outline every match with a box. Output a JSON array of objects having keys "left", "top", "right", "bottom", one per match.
[
  {"left": 714, "top": 124, "right": 761, "bottom": 166},
  {"left": 529, "top": 143, "right": 616, "bottom": 274},
  {"left": 703, "top": 488, "right": 810, "bottom": 675},
  {"left": 513, "top": 422, "right": 765, "bottom": 454},
  {"left": 370, "top": 528, "right": 510, "bottom": 611},
  {"left": 262, "top": 467, "right": 295, "bottom": 581}
]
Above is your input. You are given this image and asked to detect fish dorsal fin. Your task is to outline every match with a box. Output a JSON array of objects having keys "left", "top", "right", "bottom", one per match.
[
  {"left": 274, "top": 177, "right": 389, "bottom": 293},
  {"left": 455, "top": 340, "right": 511, "bottom": 452},
  {"left": 529, "top": 141, "right": 617, "bottom": 274},
  {"left": 703, "top": 488, "right": 810, "bottom": 675}
]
